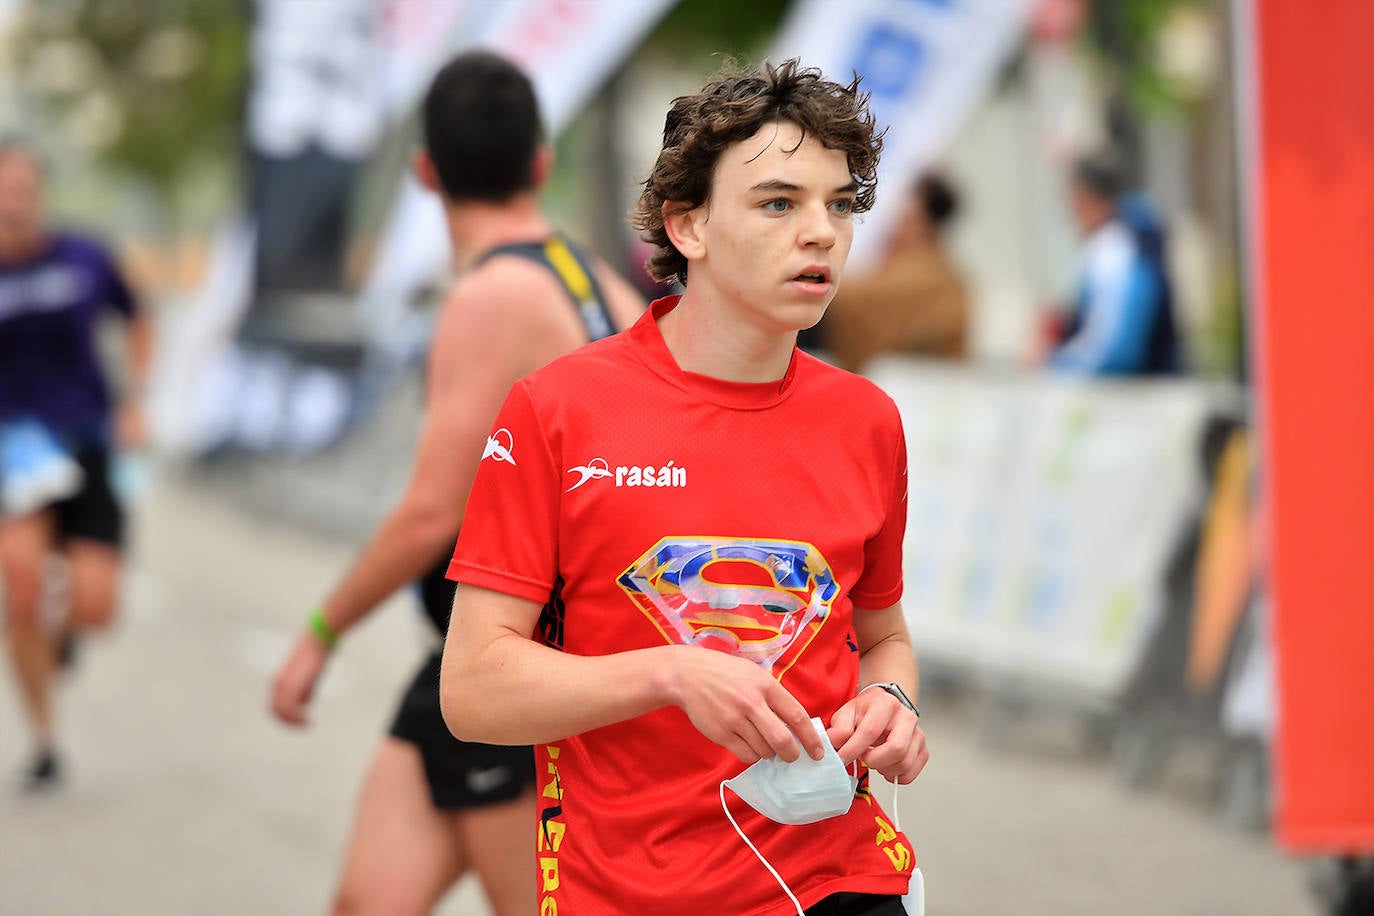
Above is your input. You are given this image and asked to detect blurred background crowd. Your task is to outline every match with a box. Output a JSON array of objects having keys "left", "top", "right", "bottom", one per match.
[{"left": 1, "top": 1, "right": 1370, "bottom": 914}]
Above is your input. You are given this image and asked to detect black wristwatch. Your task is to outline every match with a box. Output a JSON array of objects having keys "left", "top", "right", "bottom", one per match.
[{"left": 861, "top": 682, "right": 920, "bottom": 719}]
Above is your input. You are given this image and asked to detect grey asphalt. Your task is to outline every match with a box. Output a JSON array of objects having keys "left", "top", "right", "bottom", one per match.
[{"left": 0, "top": 476, "right": 1316, "bottom": 915}]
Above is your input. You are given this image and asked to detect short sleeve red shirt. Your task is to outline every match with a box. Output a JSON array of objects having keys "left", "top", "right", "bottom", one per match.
[{"left": 450, "top": 296, "right": 914, "bottom": 915}]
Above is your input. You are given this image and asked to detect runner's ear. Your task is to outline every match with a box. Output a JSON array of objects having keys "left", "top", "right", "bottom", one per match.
[
  {"left": 413, "top": 150, "right": 440, "bottom": 193},
  {"left": 662, "top": 201, "right": 706, "bottom": 265},
  {"left": 530, "top": 146, "right": 554, "bottom": 190}
]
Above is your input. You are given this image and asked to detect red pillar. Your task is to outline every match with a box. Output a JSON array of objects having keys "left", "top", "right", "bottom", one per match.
[{"left": 1251, "top": 0, "right": 1374, "bottom": 852}]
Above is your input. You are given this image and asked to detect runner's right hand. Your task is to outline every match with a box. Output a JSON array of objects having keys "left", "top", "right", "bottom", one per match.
[
  {"left": 270, "top": 633, "right": 329, "bottom": 727},
  {"left": 661, "top": 644, "right": 825, "bottom": 765}
]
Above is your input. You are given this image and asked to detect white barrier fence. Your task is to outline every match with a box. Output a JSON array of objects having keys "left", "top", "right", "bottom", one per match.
[{"left": 869, "top": 359, "right": 1215, "bottom": 703}]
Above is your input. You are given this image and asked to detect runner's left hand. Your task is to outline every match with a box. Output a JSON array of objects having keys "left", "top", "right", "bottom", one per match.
[
  {"left": 827, "top": 689, "right": 929, "bottom": 784},
  {"left": 270, "top": 632, "right": 330, "bottom": 728}
]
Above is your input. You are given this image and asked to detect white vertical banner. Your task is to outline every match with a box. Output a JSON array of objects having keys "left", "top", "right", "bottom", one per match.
[
  {"left": 771, "top": 0, "right": 1034, "bottom": 271},
  {"left": 481, "top": 0, "right": 678, "bottom": 137},
  {"left": 162, "top": 0, "right": 530, "bottom": 453},
  {"left": 358, "top": 0, "right": 678, "bottom": 336},
  {"left": 378, "top": 0, "right": 478, "bottom": 116}
]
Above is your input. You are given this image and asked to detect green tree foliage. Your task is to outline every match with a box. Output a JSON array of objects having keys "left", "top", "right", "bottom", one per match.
[
  {"left": 1084, "top": 0, "right": 1210, "bottom": 114},
  {"left": 644, "top": 0, "right": 791, "bottom": 62},
  {"left": 15, "top": 0, "right": 248, "bottom": 198}
]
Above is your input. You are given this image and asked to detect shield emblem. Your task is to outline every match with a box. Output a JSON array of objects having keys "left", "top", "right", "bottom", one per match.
[{"left": 618, "top": 537, "right": 840, "bottom": 675}]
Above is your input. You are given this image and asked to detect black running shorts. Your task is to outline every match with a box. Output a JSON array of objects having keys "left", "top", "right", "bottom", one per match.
[
  {"left": 805, "top": 892, "right": 907, "bottom": 915},
  {"left": 52, "top": 445, "right": 124, "bottom": 548},
  {"left": 387, "top": 652, "right": 535, "bottom": 810}
]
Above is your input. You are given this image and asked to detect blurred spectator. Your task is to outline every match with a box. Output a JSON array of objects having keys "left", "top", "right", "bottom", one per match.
[
  {"left": 1048, "top": 151, "right": 1181, "bottom": 376},
  {"left": 806, "top": 173, "right": 969, "bottom": 371},
  {"left": 0, "top": 138, "right": 151, "bottom": 791}
]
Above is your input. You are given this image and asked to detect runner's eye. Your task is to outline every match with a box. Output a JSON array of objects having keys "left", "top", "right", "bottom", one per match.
[
  {"left": 763, "top": 199, "right": 790, "bottom": 213},
  {"left": 829, "top": 198, "right": 854, "bottom": 215}
]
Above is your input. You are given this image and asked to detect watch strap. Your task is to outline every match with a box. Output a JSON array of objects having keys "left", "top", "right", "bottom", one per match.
[{"left": 860, "top": 682, "right": 920, "bottom": 718}]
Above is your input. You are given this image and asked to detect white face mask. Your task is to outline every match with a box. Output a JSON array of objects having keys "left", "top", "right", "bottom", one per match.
[
  {"left": 722, "top": 717, "right": 856, "bottom": 825},
  {"left": 719, "top": 717, "right": 923, "bottom": 916}
]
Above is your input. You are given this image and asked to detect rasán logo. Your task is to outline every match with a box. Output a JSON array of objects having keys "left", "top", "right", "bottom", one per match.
[
  {"left": 566, "top": 458, "right": 613, "bottom": 491},
  {"left": 565, "top": 458, "right": 686, "bottom": 491}
]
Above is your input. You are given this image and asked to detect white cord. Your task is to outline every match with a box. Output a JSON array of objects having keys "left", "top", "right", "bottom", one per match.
[
  {"left": 889, "top": 776, "right": 922, "bottom": 916},
  {"left": 720, "top": 782, "right": 806, "bottom": 916},
  {"left": 892, "top": 776, "right": 902, "bottom": 833}
]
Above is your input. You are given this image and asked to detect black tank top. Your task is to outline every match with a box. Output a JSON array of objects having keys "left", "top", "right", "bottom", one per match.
[{"left": 416, "top": 235, "right": 617, "bottom": 636}]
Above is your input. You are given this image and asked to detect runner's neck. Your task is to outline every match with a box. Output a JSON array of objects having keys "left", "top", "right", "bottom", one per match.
[
  {"left": 658, "top": 285, "right": 798, "bottom": 385},
  {"left": 445, "top": 195, "right": 553, "bottom": 272},
  {"left": 0, "top": 228, "right": 50, "bottom": 265}
]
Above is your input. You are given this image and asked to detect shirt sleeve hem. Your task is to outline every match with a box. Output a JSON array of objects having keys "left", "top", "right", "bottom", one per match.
[
  {"left": 850, "top": 582, "right": 903, "bottom": 610},
  {"left": 446, "top": 560, "right": 552, "bottom": 605}
]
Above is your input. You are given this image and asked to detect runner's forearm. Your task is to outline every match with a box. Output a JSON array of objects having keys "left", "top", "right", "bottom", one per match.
[
  {"left": 317, "top": 497, "right": 459, "bottom": 637},
  {"left": 124, "top": 313, "right": 154, "bottom": 394},
  {"left": 440, "top": 629, "right": 678, "bottom": 745},
  {"left": 857, "top": 629, "right": 920, "bottom": 701}
]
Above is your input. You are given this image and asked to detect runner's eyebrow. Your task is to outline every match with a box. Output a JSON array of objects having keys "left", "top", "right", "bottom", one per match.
[
  {"left": 748, "top": 180, "right": 859, "bottom": 195},
  {"left": 749, "top": 179, "right": 801, "bottom": 194}
]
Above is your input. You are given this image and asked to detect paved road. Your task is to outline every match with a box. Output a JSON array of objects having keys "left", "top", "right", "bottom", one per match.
[{"left": 1, "top": 477, "right": 1317, "bottom": 915}]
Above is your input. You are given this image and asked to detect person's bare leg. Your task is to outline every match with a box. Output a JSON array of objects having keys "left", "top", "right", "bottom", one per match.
[
  {"left": 64, "top": 539, "right": 120, "bottom": 633},
  {"left": 0, "top": 511, "right": 56, "bottom": 748},
  {"left": 331, "top": 738, "right": 469, "bottom": 916},
  {"left": 457, "top": 787, "right": 537, "bottom": 916}
]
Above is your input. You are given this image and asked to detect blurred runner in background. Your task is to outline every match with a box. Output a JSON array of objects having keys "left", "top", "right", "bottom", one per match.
[
  {"left": 0, "top": 138, "right": 152, "bottom": 791},
  {"left": 268, "top": 52, "right": 643, "bottom": 916}
]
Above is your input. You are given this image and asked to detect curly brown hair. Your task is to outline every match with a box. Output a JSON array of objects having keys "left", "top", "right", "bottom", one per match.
[{"left": 631, "top": 58, "right": 884, "bottom": 286}]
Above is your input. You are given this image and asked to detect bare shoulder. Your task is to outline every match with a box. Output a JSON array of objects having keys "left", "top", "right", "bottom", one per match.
[
  {"left": 434, "top": 256, "right": 575, "bottom": 354},
  {"left": 441, "top": 255, "right": 564, "bottom": 325},
  {"left": 438, "top": 242, "right": 644, "bottom": 334}
]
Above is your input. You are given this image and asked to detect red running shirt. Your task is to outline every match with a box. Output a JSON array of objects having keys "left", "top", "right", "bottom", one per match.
[{"left": 450, "top": 296, "right": 914, "bottom": 915}]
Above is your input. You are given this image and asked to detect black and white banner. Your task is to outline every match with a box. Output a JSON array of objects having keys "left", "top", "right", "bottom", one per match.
[
  {"left": 159, "top": 0, "right": 675, "bottom": 455},
  {"left": 245, "top": 0, "right": 389, "bottom": 301}
]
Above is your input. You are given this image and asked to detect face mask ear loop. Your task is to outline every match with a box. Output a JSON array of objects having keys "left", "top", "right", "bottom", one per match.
[
  {"left": 852, "top": 760, "right": 901, "bottom": 831},
  {"left": 720, "top": 781, "right": 806, "bottom": 916},
  {"left": 857, "top": 762, "right": 903, "bottom": 832}
]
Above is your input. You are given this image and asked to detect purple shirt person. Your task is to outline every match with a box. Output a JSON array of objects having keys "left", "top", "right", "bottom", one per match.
[
  {"left": 0, "top": 231, "right": 139, "bottom": 441},
  {"left": 0, "top": 139, "right": 151, "bottom": 792}
]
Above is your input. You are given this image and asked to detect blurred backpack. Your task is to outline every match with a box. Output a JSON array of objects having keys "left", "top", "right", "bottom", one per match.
[{"left": 1117, "top": 191, "right": 1182, "bottom": 374}]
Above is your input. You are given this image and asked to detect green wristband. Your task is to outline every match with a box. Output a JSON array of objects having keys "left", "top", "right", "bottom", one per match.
[{"left": 308, "top": 608, "right": 339, "bottom": 651}]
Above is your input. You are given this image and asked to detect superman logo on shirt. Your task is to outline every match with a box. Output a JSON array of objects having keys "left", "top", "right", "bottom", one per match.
[{"left": 618, "top": 537, "right": 839, "bottom": 676}]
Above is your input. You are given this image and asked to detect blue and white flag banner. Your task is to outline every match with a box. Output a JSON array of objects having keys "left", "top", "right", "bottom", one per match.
[{"left": 771, "top": 0, "right": 1035, "bottom": 271}]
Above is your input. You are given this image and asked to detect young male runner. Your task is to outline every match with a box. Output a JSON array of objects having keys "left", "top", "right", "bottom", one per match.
[
  {"left": 0, "top": 140, "right": 151, "bottom": 790},
  {"left": 267, "top": 52, "right": 643, "bottom": 916},
  {"left": 441, "top": 59, "right": 929, "bottom": 915}
]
